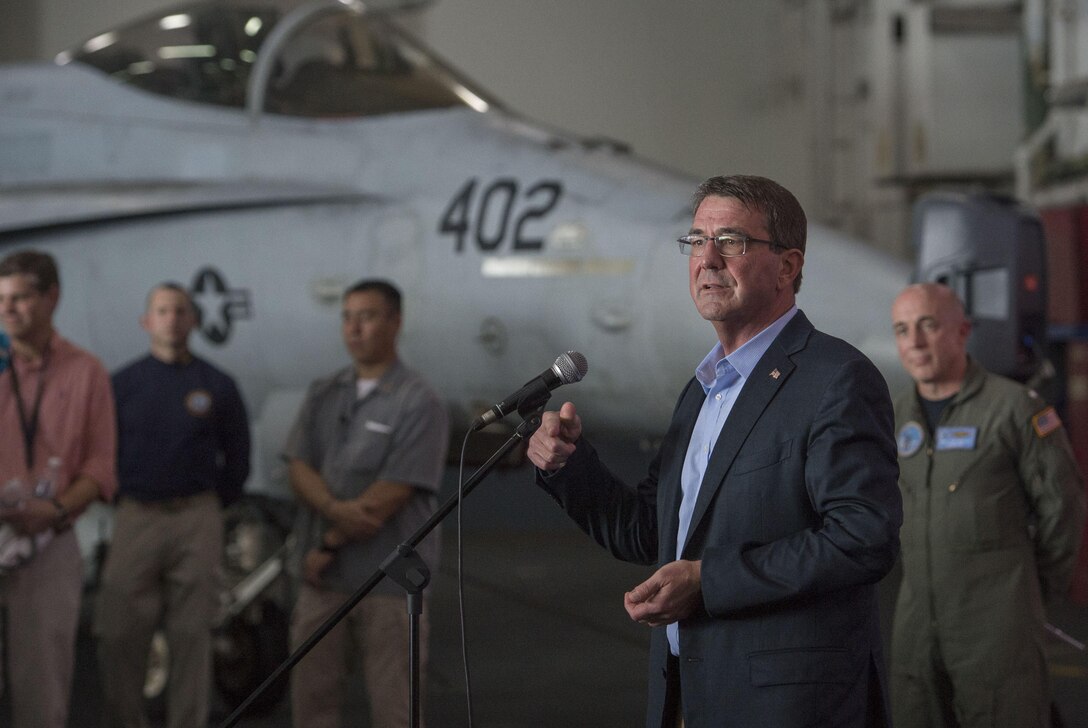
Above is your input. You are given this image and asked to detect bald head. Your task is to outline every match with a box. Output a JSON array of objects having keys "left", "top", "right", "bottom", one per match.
[
  {"left": 891, "top": 283, "right": 971, "bottom": 400},
  {"left": 899, "top": 283, "right": 967, "bottom": 319}
]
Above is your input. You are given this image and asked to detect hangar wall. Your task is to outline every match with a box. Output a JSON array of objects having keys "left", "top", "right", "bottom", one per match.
[{"left": 416, "top": 0, "right": 815, "bottom": 219}]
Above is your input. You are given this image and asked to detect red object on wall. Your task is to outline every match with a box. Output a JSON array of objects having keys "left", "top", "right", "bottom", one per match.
[
  {"left": 1039, "top": 207, "right": 1088, "bottom": 604},
  {"left": 1065, "top": 341, "right": 1088, "bottom": 605},
  {"left": 1040, "top": 207, "right": 1086, "bottom": 325}
]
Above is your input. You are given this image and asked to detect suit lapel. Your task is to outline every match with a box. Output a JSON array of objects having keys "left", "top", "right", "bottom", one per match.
[
  {"left": 679, "top": 312, "right": 813, "bottom": 557},
  {"left": 659, "top": 378, "right": 706, "bottom": 561}
]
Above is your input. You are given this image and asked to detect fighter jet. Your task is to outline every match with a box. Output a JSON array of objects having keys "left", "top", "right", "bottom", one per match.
[
  {"left": 0, "top": 0, "right": 909, "bottom": 495},
  {"left": 0, "top": 0, "right": 914, "bottom": 712}
]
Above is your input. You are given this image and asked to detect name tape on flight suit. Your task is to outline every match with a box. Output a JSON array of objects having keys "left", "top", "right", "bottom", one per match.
[{"left": 935, "top": 426, "right": 978, "bottom": 451}]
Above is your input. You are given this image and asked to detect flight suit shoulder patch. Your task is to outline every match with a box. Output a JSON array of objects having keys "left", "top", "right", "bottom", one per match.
[{"left": 1032, "top": 406, "right": 1062, "bottom": 438}]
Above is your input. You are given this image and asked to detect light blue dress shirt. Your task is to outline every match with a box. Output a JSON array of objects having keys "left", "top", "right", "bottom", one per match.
[{"left": 667, "top": 305, "right": 798, "bottom": 656}]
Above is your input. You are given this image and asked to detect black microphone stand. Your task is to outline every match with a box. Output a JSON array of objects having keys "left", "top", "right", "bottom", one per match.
[
  {"left": 381, "top": 543, "right": 430, "bottom": 726},
  {"left": 218, "top": 401, "right": 547, "bottom": 728}
]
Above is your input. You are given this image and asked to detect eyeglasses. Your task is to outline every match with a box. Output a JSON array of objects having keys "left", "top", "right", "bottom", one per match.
[{"left": 677, "top": 233, "right": 785, "bottom": 257}]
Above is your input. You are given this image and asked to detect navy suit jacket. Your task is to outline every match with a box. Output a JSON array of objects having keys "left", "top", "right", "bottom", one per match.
[{"left": 538, "top": 311, "right": 902, "bottom": 728}]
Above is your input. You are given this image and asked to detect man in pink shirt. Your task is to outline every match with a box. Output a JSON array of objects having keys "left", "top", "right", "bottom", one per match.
[{"left": 0, "top": 249, "right": 117, "bottom": 728}]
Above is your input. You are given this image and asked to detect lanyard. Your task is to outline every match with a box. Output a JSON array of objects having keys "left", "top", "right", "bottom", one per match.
[{"left": 8, "top": 341, "right": 50, "bottom": 471}]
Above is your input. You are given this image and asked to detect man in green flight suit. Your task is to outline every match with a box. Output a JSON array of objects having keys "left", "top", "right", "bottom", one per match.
[{"left": 889, "top": 282, "right": 1085, "bottom": 728}]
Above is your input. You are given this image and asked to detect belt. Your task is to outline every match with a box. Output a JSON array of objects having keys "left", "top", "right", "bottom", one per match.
[{"left": 123, "top": 490, "right": 217, "bottom": 512}]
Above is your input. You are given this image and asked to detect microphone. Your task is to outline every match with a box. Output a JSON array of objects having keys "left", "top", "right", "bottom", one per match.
[{"left": 471, "top": 351, "right": 588, "bottom": 431}]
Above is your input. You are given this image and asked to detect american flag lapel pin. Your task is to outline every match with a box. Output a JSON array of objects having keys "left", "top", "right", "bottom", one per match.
[{"left": 770, "top": 368, "right": 781, "bottom": 380}]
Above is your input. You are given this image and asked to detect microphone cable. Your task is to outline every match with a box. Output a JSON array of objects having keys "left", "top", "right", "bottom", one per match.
[
  {"left": 453, "top": 351, "right": 585, "bottom": 726},
  {"left": 455, "top": 429, "right": 475, "bottom": 728}
]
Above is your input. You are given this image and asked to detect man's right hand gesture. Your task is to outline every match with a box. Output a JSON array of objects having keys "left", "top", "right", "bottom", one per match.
[{"left": 526, "top": 401, "right": 582, "bottom": 472}]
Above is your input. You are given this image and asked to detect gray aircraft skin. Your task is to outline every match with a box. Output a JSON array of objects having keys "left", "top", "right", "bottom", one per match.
[{"left": 0, "top": 0, "right": 910, "bottom": 502}]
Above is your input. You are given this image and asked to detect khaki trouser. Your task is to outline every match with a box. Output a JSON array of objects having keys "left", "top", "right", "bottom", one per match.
[
  {"left": 290, "top": 585, "right": 429, "bottom": 728},
  {"left": 94, "top": 492, "right": 223, "bottom": 728},
  {"left": 0, "top": 528, "right": 83, "bottom": 728}
]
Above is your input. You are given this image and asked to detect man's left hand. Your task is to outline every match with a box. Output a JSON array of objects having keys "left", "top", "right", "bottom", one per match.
[{"left": 624, "top": 560, "right": 702, "bottom": 627}]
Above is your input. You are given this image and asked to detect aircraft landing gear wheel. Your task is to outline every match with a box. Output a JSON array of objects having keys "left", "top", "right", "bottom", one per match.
[
  {"left": 143, "top": 630, "right": 169, "bottom": 719},
  {"left": 213, "top": 599, "right": 290, "bottom": 715}
]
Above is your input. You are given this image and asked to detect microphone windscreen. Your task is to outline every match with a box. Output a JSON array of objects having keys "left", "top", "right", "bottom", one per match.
[{"left": 555, "top": 351, "right": 588, "bottom": 384}]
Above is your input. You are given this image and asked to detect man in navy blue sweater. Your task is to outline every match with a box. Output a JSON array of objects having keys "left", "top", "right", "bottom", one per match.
[{"left": 95, "top": 282, "right": 250, "bottom": 728}]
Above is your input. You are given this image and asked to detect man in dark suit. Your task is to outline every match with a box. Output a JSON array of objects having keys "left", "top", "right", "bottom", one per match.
[{"left": 527, "top": 175, "right": 902, "bottom": 728}]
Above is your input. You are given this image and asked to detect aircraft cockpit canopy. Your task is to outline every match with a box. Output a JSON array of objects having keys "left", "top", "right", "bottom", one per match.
[{"left": 58, "top": 0, "right": 494, "bottom": 118}]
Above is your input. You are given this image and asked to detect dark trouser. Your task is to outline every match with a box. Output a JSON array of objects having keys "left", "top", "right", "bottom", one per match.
[{"left": 664, "top": 653, "right": 684, "bottom": 728}]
